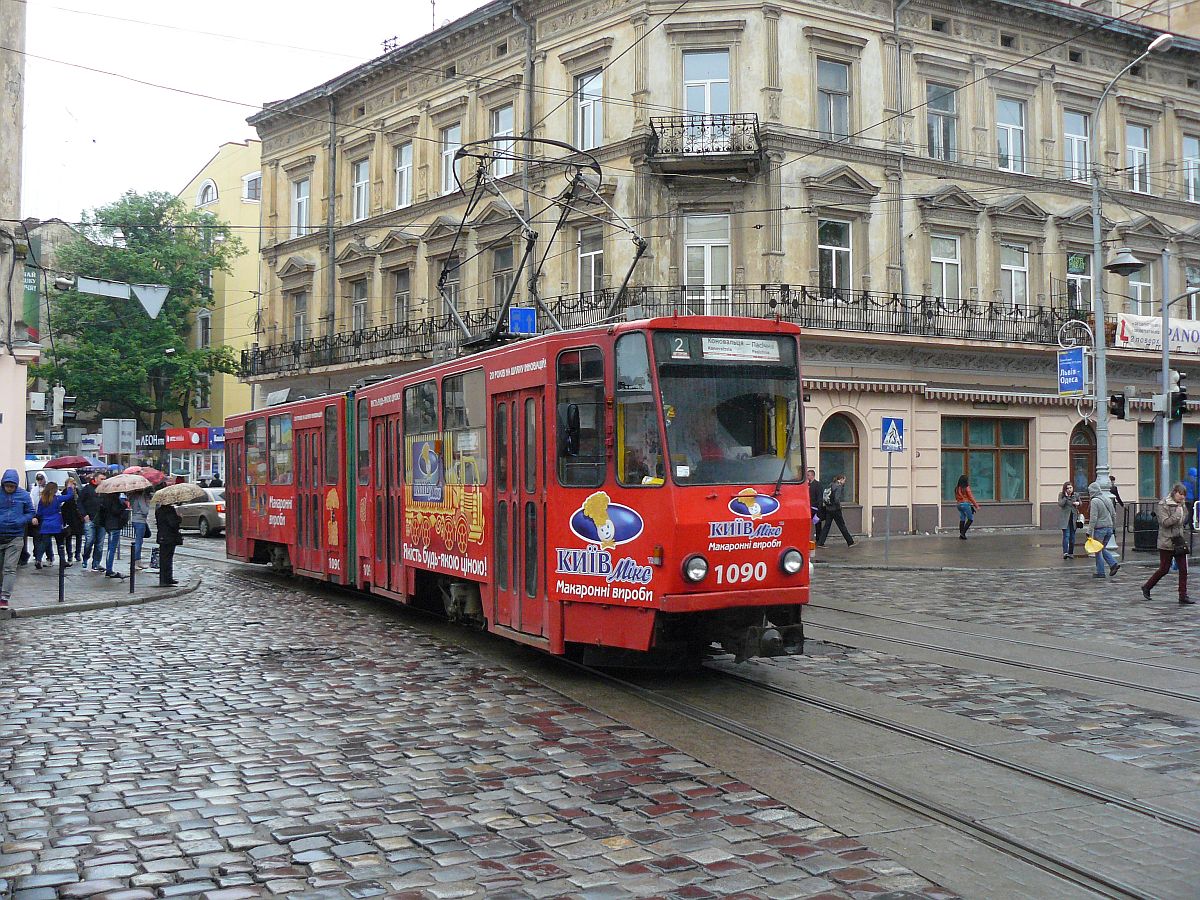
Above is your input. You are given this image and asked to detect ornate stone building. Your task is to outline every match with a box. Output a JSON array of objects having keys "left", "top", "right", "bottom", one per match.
[{"left": 244, "top": 0, "right": 1200, "bottom": 534}]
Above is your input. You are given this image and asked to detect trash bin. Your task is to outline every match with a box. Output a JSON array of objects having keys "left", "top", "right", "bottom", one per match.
[{"left": 1133, "top": 510, "right": 1158, "bottom": 551}]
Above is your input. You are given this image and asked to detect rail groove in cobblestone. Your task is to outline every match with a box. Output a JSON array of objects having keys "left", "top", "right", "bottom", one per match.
[
  {"left": 808, "top": 604, "right": 1200, "bottom": 677},
  {"left": 711, "top": 666, "right": 1200, "bottom": 834},
  {"left": 809, "top": 621, "right": 1200, "bottom": 705},
  {"left": 571, "top": 662, "right": 1148, "bottom": 900}
]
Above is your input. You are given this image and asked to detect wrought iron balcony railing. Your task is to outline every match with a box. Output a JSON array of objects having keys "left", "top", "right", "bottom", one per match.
[
  {"left": 241, "top": 285, "right": 1107, "bottom": 379},
  {"left": 648, "top": 114, "right": 762, "bottom": 157}
]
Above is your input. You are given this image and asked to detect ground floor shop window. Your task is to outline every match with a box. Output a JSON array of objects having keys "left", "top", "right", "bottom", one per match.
[
  {"left": 941, "top": 417, "right": 1028, "bottom": 501},
  {"left": 819, "top": 414, "right": 858, "bottom": 502},
  {"left": 1137, "top": 422, "right": 1200, "bottom": 499}
]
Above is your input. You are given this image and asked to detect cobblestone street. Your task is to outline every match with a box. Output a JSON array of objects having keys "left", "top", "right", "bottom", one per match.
[{"left": 0, "top": 571, "right": 951, "bottom": 900}]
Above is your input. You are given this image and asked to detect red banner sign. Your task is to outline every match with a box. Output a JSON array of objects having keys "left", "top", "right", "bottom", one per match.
[{"left": 165, "top": 427, "right": 209, "bottom": 449}]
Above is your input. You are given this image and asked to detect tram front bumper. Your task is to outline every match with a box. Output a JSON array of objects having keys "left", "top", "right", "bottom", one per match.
[{"left": 657, "top": 585, "right": 808, "bottom": 614}]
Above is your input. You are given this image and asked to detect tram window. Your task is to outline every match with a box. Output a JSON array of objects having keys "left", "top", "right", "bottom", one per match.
[
  {"left": 404, "top": 380, "right": 439, "bottom": 484},
  {"left": 442, "top": 370, "right": 486, "bottom": 484},
  {"left": 324, "top": 406, "right": 339, "bottom": 485},
  {"left": 524, "top": 397, "right": 536, "bottom": 492},
  {"left": 615, "top": 334, "right": 663, "bottom": 487},
  {"left": 245, "top": 418, "right": 267, "bottom": 485},
  {"left": 395, "top": 421, "right": 403, "bottom": 486},
  {"left": 496, "top": 500, "right": 508, "bottom": 590},
  {"left": 556, "top": 347, "right": 605, "bottom": 487},
  {"left": 653, "top": 331, "right": 804, "bottom": 486},
  {"left": 524, "top": 501, "right": 538, "bottom": 598},
  {"left": 356, "top": 399, "right": 370, "bottom": 485},
  {"left": 495, "top": 403, "right": 508, "bottom": 491},
  {"left": 268, "top": 414, "right": 293, "bottom": 485}
]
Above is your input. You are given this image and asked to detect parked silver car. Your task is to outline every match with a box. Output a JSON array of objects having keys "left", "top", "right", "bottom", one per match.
[{"left": 177, "top": 487, "right": 225, "bottom": 537}]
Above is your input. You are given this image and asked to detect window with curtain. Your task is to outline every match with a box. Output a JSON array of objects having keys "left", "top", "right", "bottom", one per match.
[
  {"left": 819, "top": 414, "right": 859, "bottom": 503},
  {"left": 941, "top": 417, "right": 1028, "bottom": 501}
]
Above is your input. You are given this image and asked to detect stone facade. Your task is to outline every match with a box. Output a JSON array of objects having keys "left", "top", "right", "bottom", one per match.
[{"left": 246, "top": 0, "right": 1200, "bottom": 532}]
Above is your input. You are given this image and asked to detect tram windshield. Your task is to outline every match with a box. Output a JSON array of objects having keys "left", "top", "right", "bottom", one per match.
[{"left": 652, "top": 331, "right": 802, "bottom": 486}]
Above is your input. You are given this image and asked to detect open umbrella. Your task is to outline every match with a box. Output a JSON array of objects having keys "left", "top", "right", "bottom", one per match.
[
  {"left": 97, "top": 473, "right": 151, "bottom": 494},
  {"left": 44, "top": 455, "right": 93, "bottom": 469},
  {"left": 124, "top": 466, "right": 166, "bottom": 485},
  {"left": 151, "top": 481, "right": 207, "bottom": 505}
]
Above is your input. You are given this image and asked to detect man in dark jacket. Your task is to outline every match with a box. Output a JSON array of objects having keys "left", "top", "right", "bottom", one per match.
[
  {"left": 155, "top": 501, "right": 183, "bottom": 586},
  {"left": 98, "top": 490, "right": 128, "bottom": 578},
  {"left": 80, "top": 474, "right": 105, "bottom": 570},
  {"left": 1, "top": 468, "right": 36, "bottom": 608},
  {"left": 816, "top": 474, "right": 855, "bottom": 548}
]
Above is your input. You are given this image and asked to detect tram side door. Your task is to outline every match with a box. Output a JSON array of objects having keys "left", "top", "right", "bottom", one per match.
[
  {"left": 225, "top": 434, "right": 246, "bottom": 559},
  {"left": 372, "top": 418, "right": 391, "bottom": 590},
  {"left": 389, "top": 416, "right": 405, "bottom": 595},
  {"left": 296, "top": 424, "right": 322, "bottom": 575},
  {"left": 492, "top": 388, "right": 546, "bottom": 638}
]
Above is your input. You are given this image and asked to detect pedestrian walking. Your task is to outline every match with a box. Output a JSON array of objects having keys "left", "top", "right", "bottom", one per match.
[
  {"left": 1058, "top": 481, "right": 1081, "bottom": 559},
  {"left": 97, "top": 490, "right": 128, "bottom": 579},
  {"left": 80, "top": 473, "right": 105, "bottom": 570},
  {"left": 806, "top": 469, "right": 824, "bottom": 536},
  {"left": 1141, "top": 483, "right": 1194, "bottom": 604},
  {"left": 18, "top": 472, "right": 46, "bottom": 566},
  {"left": 816, "top": 474, "right": 855, "bottom": 547},
  {"left": 61, "top": 477, "right": 84, "bottom": 561},
  {"left": 1109, "top": 475, "right": 1126, "bottom": 509},
  {"left": 1086, "top": 482, "right": 1120, "bottom": 579},
  {"left": 155, "top": 500, "right": 183, "bottom": 586},
  {"left": 0, "top": 469, "right": 36, "bottom": 609},
  {"left": 954, "top": 474, "right": 978, "bottom": 540},
  {"left": 33, "top": 481, "right": 74, "bottom": 569},
  {"left": 129, "top": 488, "right": 151, "bottom": 569}
]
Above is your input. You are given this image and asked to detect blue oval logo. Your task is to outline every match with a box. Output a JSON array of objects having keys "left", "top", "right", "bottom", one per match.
[
  {"left": 729, "top": 491, "right": 779, "bottom": 520},
  {"left": 570, "top": 491, "right": 644, "bottom": 548}
]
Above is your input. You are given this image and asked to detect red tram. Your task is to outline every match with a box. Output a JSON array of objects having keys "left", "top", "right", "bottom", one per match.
[{"left": 226, "top": 316, "right": 812, "bottom": 664}]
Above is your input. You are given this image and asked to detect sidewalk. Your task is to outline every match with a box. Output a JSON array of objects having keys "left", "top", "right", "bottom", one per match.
[
  {"left": 814, "top": 527, "right": 1190, "bottom": 571},
  {"left": 1, "top": 551, "right": 200, "bottom": 618}
]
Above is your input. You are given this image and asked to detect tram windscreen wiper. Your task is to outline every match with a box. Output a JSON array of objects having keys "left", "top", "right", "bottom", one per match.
[{"left": 773, "top": 411, "right": 795, "bottom": 498}]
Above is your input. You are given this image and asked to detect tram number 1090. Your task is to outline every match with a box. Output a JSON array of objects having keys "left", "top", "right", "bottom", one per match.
[{"left": 714, "top": 561, "right": 768, "bottom": 584}]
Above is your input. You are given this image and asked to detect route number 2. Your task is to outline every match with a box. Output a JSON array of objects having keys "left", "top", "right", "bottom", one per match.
[{"left": 714, "top": 562, "right": 767, "bottom": 584}]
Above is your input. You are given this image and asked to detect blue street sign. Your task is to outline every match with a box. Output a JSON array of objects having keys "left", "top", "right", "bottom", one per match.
[
  {"left": 508, "top": 307, "right": 536, "bottom": 335},
  {"left": 881, "top": 417, "right": 905, "bottom": 453},
  {"left": 1057, "top": 347, "right": 1086, "bottom": 397}
]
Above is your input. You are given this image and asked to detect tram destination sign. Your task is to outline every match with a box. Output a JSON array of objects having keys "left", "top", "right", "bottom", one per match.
[{"left": 1057, "top": 347, "right": 1086, "bottom": 397}]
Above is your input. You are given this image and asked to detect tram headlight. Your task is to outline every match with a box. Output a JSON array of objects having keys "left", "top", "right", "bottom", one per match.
[
  {"left": 682, "top": 554, "right": 708, "bottom": 583},
  {"left": 780, "top": 548, "right": 804, "bottom": 575}
]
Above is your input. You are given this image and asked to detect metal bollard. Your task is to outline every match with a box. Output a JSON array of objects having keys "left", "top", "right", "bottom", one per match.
[
  {"left": 129, "top": 541, "right": 136, "bottom": 594},
  {"left": 58, "top": 553, "right": 65, "bottom": 604}
]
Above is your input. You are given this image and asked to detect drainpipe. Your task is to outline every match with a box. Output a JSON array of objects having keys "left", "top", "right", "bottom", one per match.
[
  {"left": 894, "top": 0, "right": 910, "bottom": 298},
  {"left": 513, "top": 4, "right": 537, "bottom": 302},
  {"left": 326, "top": 95, "right": 338, "bottom": 341}
]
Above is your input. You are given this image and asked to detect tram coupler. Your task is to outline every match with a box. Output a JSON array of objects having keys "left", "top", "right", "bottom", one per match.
[{"left": 730, "top": 622, "right": 805, "bottom": 664}]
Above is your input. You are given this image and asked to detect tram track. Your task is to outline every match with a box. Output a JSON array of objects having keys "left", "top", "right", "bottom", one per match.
[{"left": 804, "top": 615, "right": 1200, "bottom": 705}]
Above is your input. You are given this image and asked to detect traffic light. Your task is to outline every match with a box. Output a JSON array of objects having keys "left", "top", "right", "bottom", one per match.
[
  {"left": 1108, "top": 392, "right": 1127, "bottom": 420},
  {"left": 51, "top": 385, "right": 65, "bottom": 427},
  {"left": 1170, "top": 369, "right": 1188, "bottom": 421}
]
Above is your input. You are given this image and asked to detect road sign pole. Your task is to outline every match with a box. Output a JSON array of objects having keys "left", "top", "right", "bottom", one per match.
[{"left": 884, "top": 452, "right": 893, "bottom": 568}]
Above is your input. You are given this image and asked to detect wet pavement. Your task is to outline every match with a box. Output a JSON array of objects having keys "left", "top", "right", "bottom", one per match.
[{"left": 0, "top": 571, "right": 953, "bottom": 900}]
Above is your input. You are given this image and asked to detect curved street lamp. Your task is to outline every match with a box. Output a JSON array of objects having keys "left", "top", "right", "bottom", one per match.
[{"left": 1090, "top": 31, "right": 1174, "bottom": 492}]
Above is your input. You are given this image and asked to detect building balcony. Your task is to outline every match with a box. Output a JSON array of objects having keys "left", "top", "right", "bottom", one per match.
[
  {"left": 241, "top": 286, "right": 1120, "bottom": 380},
  {"left": 647, "top": 114, "right": 763, "bottom": 177}
]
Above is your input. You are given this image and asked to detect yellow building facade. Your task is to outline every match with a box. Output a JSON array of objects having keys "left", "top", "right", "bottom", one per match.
[
  {"left": 244, "top": 0, "right": 1200, "bottom": 535},
  {"left": 172, "top": 139, "right": 262, "bottom": 480}
]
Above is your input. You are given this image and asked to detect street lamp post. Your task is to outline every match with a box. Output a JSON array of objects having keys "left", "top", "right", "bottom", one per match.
[{"left": 1089, "top": 31, "right": 1174, "bottom": 492}]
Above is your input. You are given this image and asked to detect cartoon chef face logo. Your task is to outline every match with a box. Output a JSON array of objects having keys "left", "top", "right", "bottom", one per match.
[
  {"left": 729, "top": 489, "right": 779, "bottom": 521},
  {"left": 570, "top": 491, "right": 643, "bottom": 550}
]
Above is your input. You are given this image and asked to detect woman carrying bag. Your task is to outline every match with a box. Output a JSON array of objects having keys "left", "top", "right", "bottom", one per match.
[
  {"left": 1058, "top": 481, "right": 1081, "bottom": 559},
  {"left": 1142, "top": 483, "right": 1193, "bottom": 604},
  {"left": 1085, "top": 482, "right": 1120, "bottom": 579}
]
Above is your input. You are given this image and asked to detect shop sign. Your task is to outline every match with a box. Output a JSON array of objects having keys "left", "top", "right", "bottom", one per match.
[
  {"left": 208, "top": 426, "right": 226, "bottom": 449},
  {"left": 138, "top": 433, "right": 165, "bottom": 449},
  {"left": 1115, "top": 313, "right": 1200, "bottom": 354},
  {"left": 165, "top": 427, "right": 209, "bottom": 449}
]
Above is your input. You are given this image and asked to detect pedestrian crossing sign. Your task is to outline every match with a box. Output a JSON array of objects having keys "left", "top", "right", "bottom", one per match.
[{"left": 881, "top": 417, "right": 905, "bottom": 453}]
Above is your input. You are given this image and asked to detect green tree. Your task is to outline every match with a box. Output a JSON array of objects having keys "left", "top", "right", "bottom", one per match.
[{"left": 35, "top": 191, "right": 245, "bottom": 433}]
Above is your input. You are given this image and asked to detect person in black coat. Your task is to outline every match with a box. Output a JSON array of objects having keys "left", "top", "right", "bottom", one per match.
[
  {"left": 80, "top": 474, "right": 105, "bottom": 569},
  {"left": 61, "top": 477, "right": 84, "bottom": 561},
  {"left": 97, "top": 491, "right": 128, "bottom": 578},
  {"left": 806, "top": 469, "right": 824, "bottom": 536},
  {"left": 155, "top": 502, "right": 183, "bottom": 586}
]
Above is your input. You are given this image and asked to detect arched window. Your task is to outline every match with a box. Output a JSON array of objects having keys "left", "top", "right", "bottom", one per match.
[
  {"left": 819, "top": 414, "right": 859, "bottom": 503},
  {"left": 1069, "top": 423, "right": 1095, "bottom": 493},
  {"left": 197, "top": 180, "right": 217, "bottom": 206}
]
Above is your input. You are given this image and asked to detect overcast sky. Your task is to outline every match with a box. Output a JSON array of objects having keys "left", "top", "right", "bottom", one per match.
[{"left": 21, "top": 0, "right": 490, "bottom": 221}]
